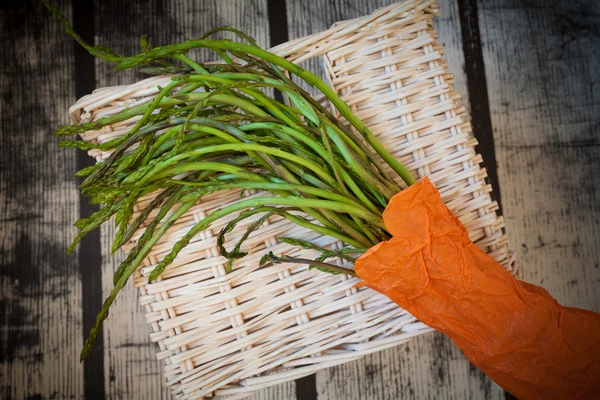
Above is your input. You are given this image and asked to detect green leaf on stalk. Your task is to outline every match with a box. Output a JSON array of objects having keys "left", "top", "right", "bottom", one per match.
[
  {"left": 139, "top": 35, "right": 152, "bottom": 52},
  {"left": 259, "top": 253, "right": 272, "bottom": 267}
]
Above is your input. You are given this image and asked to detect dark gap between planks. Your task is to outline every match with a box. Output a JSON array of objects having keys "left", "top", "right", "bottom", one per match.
[
  {"left": 267, "top": 0, "right": 319, "bottom": 399},
  {"left": 72, "top": 0, "right": 106, "bottom": 398},
  {"left": 458, "top": 0, "right": 503, "bottom": 215}
]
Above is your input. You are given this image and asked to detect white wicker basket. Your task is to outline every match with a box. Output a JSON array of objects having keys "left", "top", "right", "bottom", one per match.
[{"left": 69, "top": 1, "right": 515, "bottom": 398}]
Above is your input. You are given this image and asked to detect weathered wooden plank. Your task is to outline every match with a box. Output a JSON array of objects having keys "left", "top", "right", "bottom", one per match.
[
  {"left": 90, "top": 1, "right": 280, "bottom": 398},
  {"left": 285, "top": 1, "right": 505, "bottom": 399},
  {"left": 479, "top": 0, "right": 600, "bottom": 311},
  {"left": 0, "top": 0, "right": 84, "bottom": 398}
]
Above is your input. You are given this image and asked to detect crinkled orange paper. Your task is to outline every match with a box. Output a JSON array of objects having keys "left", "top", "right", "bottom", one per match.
[{"left": 355, "top": 177, "right": 600, "bottom": 400}]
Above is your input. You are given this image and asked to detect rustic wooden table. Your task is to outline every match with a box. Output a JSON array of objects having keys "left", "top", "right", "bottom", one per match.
[{"left": 1, "top": 0, "right": 598, "bottom": 399}]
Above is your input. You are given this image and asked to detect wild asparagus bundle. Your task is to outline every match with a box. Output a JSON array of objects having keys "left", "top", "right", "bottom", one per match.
[{"left": 44, "top": 0, "right": 414, "bottom": 361}]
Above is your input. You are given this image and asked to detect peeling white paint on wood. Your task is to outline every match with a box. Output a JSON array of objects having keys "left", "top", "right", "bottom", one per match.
[{"left": 0, "top": 1, "right": 84, "bottom": 398}]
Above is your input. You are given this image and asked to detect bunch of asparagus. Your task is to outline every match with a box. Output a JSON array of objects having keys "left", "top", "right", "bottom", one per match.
[{"left": 44, "top": 0, "right": 414, "bottom": 360}]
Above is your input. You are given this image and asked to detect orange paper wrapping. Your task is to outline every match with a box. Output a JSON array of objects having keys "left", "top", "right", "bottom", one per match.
[{"left": 355, "top": 177, "right": 600, "bottom": 399}]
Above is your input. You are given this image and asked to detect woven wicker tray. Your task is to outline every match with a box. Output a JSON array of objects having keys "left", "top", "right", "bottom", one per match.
[{"left": 69, "top": 1, "right": 515, "bottom": 398}]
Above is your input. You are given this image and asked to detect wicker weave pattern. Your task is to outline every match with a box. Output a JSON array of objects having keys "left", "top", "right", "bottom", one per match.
[{"left": 69, "top": 1, "right": 514, "bottom": 398}]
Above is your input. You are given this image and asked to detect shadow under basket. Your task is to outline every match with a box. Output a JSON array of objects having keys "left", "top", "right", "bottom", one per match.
[{"left": 69, "top": 1, "right": 515, "bottom": 398}]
